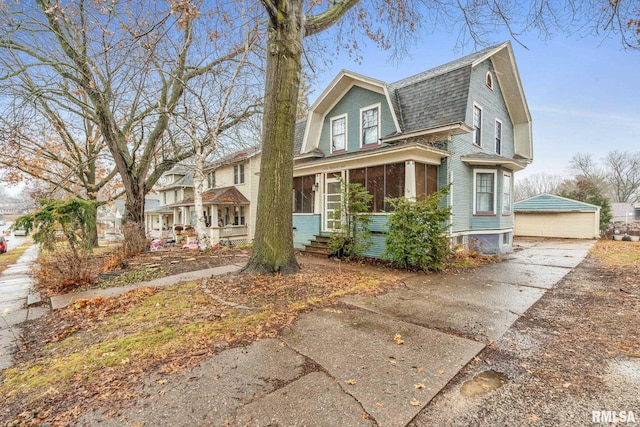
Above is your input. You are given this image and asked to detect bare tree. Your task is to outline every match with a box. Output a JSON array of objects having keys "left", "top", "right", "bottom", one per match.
[
  {"left": 0, "top": 0, "right": 257, "bottom": 242},
  {"left": 603, "top": 150, "right": 640, "bottom": 202},
  {"left": 174, "top": 35, "right": 262, "bottom": 250},
  {"left": 514, "top": 173, "right": 565, "bottom": 201},
  {"left": 569, "top": 153, "right": 605, "bottom": 182}
]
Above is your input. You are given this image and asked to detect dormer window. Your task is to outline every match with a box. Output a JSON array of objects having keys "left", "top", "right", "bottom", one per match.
[
  {"left": 361, "top": 105, "right": 380, "bottom": 147},
  {"left": 331, "top": 115, "right": 347, "bottom": 153},
  {"left": 486, "top": 71, "right": 493, "bottom": 90}
]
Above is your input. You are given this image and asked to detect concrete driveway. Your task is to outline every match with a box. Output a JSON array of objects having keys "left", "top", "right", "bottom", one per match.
[{"left": 79, "top": 238, "right": 595, "bottom": 427}]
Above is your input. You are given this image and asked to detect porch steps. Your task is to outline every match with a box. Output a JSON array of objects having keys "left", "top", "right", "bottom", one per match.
[{"left": 302, "top": 235, "right": 332, "bottom": 257}]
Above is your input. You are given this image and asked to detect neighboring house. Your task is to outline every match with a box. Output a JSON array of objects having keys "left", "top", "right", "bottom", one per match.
[
  {"left": 146, "top": 145, "right": 261, "bottom": 245},
  {"left": 101, "top": 197, "right": 160, "bottom": 240},
  {"left": 292, "top": 41, "right": 532, "bottom": 255},
  {"left": 514, "top": 194, "right": 600, "bottom": 239},
  {"left": 611, "top": 202, "right": 640, "bottom": 223}
]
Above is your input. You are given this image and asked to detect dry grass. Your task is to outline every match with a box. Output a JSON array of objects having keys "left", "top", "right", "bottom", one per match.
[
  {"left": 589, "top": 239, "right": 640, "bottom": 267},
  {"left": 0, "top": 262, "right": 402, "bottom": 425},
  {"left": 0, "top": 242, "right": 32, "bottom": 274}
]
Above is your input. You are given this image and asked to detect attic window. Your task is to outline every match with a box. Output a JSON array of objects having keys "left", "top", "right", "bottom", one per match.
[{"left": 486, "top": 71, "right": 493, "bottom": 90}]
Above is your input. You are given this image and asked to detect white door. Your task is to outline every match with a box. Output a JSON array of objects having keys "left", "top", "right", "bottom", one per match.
[{"left": 323, "top": 172, "right": 343, "bottom": 232}]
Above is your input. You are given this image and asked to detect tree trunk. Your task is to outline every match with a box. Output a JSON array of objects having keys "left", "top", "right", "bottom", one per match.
[
  {"left": 243, "top": 0, "right": 303, "bottom": 274},
  {"left": 193, "top": 154, "right": 211, "bottom": 251},
  {"left": 87, "top": 201, "right": 99, "bottom": 248},
  {"left": 123, "top": 183, "right": 148, "bottom": 254}
]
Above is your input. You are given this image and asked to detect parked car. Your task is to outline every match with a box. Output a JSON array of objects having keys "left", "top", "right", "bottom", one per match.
[
  {"left": 0, "top": 236, "right": 6, "bottom": 254},
  {"left": 13, "top": 228, "right": 27, "bottom": 236}
]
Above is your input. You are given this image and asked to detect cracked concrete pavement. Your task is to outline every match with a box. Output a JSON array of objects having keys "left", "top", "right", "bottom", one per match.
[{"left": 74, "top": 238, "right": 593, "bottom": 426}]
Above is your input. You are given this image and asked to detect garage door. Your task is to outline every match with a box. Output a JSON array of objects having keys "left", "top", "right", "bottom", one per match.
[{"left": 515, "top": 212, "right": 597, "bottom": 239}]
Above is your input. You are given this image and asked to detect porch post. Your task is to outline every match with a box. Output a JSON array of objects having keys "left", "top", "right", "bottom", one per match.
[{"left": 405, "top": 160, "right": 416, "bottom": 201}]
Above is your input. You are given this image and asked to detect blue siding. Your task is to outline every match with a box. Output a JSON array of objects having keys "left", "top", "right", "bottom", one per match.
[
  {"left": 293, "top": 214, "right": 321, "bottom": 249},
  {"left": 443, "top": 59, "right": 517, "bottom": 253},
  {"left": 319, "top": 86, "right": 395, "bottom": 155},
  {"left": 364, "top": 214, "right": 389, "bottom": 258},
  {"left": 364, "top": 233, "right": 387, "bottom": 258}
]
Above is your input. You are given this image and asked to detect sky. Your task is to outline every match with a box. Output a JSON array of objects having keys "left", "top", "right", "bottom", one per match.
[
  {"left": 3, "top": 15, "right": 638, "bottom": 197},
  {"left": 306, "top": 28, "right": 640, "bottom": 181}
]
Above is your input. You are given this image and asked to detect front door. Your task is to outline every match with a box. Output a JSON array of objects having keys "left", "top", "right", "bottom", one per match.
[{"left": 323, "top": 172, "right": 343, "bottom": 232}]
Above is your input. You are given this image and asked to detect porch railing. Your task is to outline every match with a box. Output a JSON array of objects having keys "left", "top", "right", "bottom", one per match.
[{"left": 220, "top": 225, "right": 248, "bottom": 238}]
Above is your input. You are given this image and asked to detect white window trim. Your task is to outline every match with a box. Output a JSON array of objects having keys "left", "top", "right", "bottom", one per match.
[
  {"left": 234, "top": 163, "right": 245, "bottom": 185},
  {"left": 359, "top": 103, "right": 381, "bottom": 148},
  {"left": 473, "top": 169, "right": 497, "bottom": 215},
  {"left": 330, "top": 113, "right": 348, "bottom": 153},
  {"left": 486, "top": 71, "right": 494, "bottom": 90},
  {"left": 495, "top": 118, "right": 502, "bottom": 155},
  {"left": 473, "top": 104, "right": 483, "bottom": 147},
  {"left": 502, "top": 172, "right": 512, "bottom": 215}
]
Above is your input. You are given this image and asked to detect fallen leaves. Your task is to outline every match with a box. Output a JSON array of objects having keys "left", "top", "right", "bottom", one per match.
[
  {"left": 1, "top": 257, "right": 401, "bottom": 425},
  {"left": 393, "top": 334, "right": 405, "bottom": 345},
  {"left": 410, "top": 399, "right": 421, "bottom": 406}
]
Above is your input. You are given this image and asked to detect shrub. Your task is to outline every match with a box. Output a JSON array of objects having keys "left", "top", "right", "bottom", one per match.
[
  {"left": 15, "top": 198, "right": 98, "bottom": 294},
  {"left": 328, "top": 179, "right": 373, "bottom": 260},
  {"left": 385, "top": 186, "right": 451, "bottom": 271},
  {"left": 121, "top": 222, "right": 148, "bottom": 257}
]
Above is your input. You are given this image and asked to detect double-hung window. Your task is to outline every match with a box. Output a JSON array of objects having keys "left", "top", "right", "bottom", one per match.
[
  {"left": 502, "top": 173, "right": 512, "bottom": 215},
  {"left": 331, "top": 115, "right": 347, "bottom": 152},
  {"left": 234, "top": 163, "right": 245, "bottom": 185},
  {"left": 361, "top": 105, "right": 379, "bottom": 147},
  {"left": 207, "top": 171, "right": 216, "bottom": 189},
  {"left": 474, "top": 171, "right": 496, "bottom": 215},
  {"left": 473, "top": 105, "right": 482, "bottom": 146},
  {"left": 495, "top": 119, "right": 502, "bottom": 155}
]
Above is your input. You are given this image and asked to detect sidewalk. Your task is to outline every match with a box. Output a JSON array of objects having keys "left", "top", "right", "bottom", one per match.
[
  {"left": 0, "top": 245, "right": 48, "bottom": 371},
  {"left": 75, "top": 239, "right": 594, "bottom": 426}
]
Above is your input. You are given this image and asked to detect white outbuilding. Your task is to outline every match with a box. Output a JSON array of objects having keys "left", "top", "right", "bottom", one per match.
[{"left": 514, "top": 194, "right": 600, "bottom": 239}]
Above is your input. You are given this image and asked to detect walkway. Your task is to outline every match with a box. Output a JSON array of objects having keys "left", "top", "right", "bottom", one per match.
[
  {"left": 0, "top": 245, "right": 47, "bottom": 370},
  {"left": 75, "top": 239, "right": 594, "bottom": 426}
]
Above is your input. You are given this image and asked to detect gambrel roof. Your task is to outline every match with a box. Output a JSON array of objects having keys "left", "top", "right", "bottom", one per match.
[{"left": 297, "top": 41, "right": 532, "bottom": 160}]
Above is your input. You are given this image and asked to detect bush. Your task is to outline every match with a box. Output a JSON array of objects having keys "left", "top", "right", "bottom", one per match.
[
  {"left": 15, "top": 198, "right": 98, "bottom": 295},
  {"left": 121, "top": 222, "right": 148, "bottom": 257},
  {"left": 385, "top": 186, "right": 451, "bottom": 271},
  {"left": 35, "top": 246, "right": 96, "bottom": 296},
  {"left": 328, "top": 179, "right": 373, "bottom": 260}
]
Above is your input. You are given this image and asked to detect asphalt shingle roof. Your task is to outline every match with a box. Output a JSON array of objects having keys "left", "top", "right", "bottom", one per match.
[
  {"left": 389, "top": 44, "right": 501, "bottom": 133},
  {"left": 514, "top": 194, "right": 599, "bottom": 212},
  {"left": 170, "top": 186, "right": 249, "bottom": 207}
]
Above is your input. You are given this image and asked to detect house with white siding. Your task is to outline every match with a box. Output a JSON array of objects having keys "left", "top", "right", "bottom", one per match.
[
  {"left": 145, "top": 146, "right": 261, "bottom": 245},
  {"left": 292, "top": 41, "right": 533, "bottom": 254}
]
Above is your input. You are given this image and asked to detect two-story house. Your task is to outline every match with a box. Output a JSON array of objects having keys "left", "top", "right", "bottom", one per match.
[
  {"left": 146, "top": 146, "right": 261, "bottom": 245},
  {"left": 145, "top": 163, "right": 194, "bottom": 239},
  {"left": 292, "top": 41, "right": 532, "bottom": 254}
]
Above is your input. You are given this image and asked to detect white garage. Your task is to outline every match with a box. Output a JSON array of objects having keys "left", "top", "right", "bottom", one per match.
[{"left": 514, "top": 194, "right": 600, "bottom": 239}]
